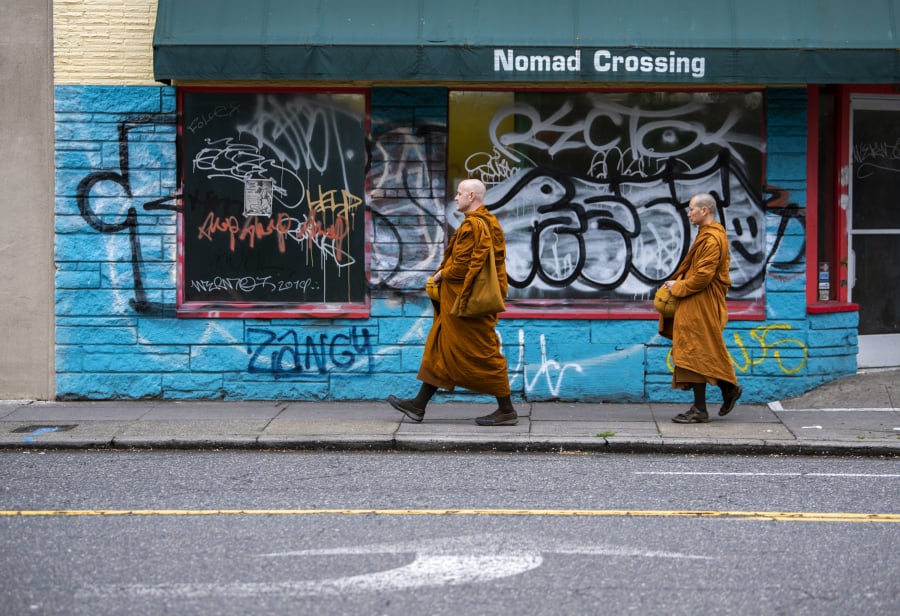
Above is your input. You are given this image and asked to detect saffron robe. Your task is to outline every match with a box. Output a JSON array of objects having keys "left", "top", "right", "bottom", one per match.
[
  {"left": 660, "top": 222, "right": 738, "bottom": 388},
  {"left": 418, "top": 207, "right": 511, "bottom": 397}
]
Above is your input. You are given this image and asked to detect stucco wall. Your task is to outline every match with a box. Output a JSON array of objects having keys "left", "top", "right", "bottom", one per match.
[{"left": 0, "top": 0, "right": 54, "bottom": 399}]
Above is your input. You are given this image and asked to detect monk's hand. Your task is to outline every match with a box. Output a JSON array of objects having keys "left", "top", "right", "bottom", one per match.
[
  {"left": 433, "top": 271, "right": 442, "bottom": 283},
  {"left": 665, "top": 280, "right": 674, "bottom": 290}
]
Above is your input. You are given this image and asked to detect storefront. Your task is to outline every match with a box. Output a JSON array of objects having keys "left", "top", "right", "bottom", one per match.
[{"left": 50, "top": 0, "right": 899, "bottom": 402}]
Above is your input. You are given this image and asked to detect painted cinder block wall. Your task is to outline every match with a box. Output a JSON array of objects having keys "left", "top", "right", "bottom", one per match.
[
  {"left": 52, "top": 1, "right": 857, "bottom": 403},
  {"left": 53, "top": 85, "right": 857, "bottom": 403}
]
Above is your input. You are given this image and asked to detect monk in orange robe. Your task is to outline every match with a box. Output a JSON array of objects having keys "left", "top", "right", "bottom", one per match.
[
  {"left": 388, "top": 178, "right": 517, "bottom": 426},
  {"left": 660, "top": 193, "right": 742, "bottom": 423}
]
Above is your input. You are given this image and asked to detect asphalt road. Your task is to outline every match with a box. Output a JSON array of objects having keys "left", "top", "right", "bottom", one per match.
[{"left": 1, "top": 450, "right": 898, "bottom": 615}]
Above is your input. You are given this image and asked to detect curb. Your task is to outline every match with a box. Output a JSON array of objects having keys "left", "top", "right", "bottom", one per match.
[{"left": 1, "top": 436, "right": 897, "bottom": 457}]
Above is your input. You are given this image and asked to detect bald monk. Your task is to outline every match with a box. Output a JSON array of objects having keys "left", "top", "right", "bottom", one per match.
[
  {"left": 661, "top": 192, "right": 742, "bottom": 423},
  {"left": 388, "top": 178, "right": 517, "bottom": 426}
]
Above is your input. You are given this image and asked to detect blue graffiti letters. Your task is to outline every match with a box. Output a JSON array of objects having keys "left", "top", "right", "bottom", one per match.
[{"left": 246, "top": 326, "right": 373, "bottom": 378}]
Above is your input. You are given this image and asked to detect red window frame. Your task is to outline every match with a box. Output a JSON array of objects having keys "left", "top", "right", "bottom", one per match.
[
  {"left": 804, "top": 85, "right": 893, "bottom": 315},
  {"left": 175, "top": 86, "right": 371, "bottom": 319}
]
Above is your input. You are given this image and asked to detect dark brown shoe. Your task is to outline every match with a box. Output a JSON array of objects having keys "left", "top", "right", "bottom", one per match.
[
  {"left": 475, "top": 409, "right": 518, "bottom": 426},
  {"left": 719, "top": 385, "right": 743, "bottom": 416},
  {"left": 387, "top": 395, "right": 425, "bottom": 422},
  {"left": 672, "top": 405, "right": 710, "bottom": 423}
]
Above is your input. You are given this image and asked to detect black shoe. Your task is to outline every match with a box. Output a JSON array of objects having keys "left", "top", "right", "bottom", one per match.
[
  {"left": 475, "top": 409, "right": 518, "bottom": 426},
  {"left": 388, "top": 395, "right": 425, "bottom": 422},
  {"left": 719, "top": 385, "right": 743, "bottom": 416}
]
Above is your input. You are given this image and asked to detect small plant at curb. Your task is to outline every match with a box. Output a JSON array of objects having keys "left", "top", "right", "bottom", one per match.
[{"left": 596, "top": 431, "right": 616, "bottom": 438}]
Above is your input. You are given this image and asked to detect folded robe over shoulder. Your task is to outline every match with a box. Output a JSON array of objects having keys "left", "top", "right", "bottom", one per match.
[{"left": 418, "top": 207, "right": 511, "bottom": 397}]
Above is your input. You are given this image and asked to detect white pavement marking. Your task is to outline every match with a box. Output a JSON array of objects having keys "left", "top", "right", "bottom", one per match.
[
  {"left": 635, "top": 472, "right": 900, "bottom": 478},
  {"left": 78, "top": 535, "right": 711, "bottom": 599},
  {"left": 773, "top": 407, "right": 899, "bottom": 412},
  {"left": 80, "top": 555, "right": 544, "bottom": 599}
]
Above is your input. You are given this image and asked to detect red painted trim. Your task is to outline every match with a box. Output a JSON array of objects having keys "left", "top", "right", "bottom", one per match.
[
  {"left": 501, "top": 301, "right": 764, "bottom": 321},
  {"left": 177, "top": 85, "right": 369, "bottom": 95},
  {"left": 833, "top": 85, "right": 899, "bottom": 305},
  {"left": 454, "top": 85, "right": 761, "bottom": 94},
  {"left": 177, "top": 302, "right": 371, "bottom": 319},
  {"left": 806, "top": 302, "right": 858, "bottom": 314},
  {"left": 806, "top": 85, "right": 820, "bottom": 307},
  {"left": 835, "top": 85, "right": 852, "bottom": 303}
]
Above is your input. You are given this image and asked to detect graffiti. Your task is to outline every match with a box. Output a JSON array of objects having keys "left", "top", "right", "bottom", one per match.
[
  {"left": 56, "top": 86, "right": 845, "bottom": 404},
  {"left": 449, "top": 92, "right": 797, "bottom": 303},
  {"left": 186, "top": 102, "right": 241, "bottom": 135},
  {"left": 197, "top": 211, "right": 294, "bottom": 253},
  {"left": 853, "top": 137, "right": 900, "bottom": 178},
  {"left": 246, "top": 326, "right": 374, "bottom": 379},
  {"left": 484, "top": 154, "right": 776, "bottom": 297},
  {"left": 182, "top": 92, "right": 367, "bottom": 305},
  {"left": 465, "top": 150, "right": 518, "bottom": 186},
  {"left": 750, "top": 187, "right": 806, "bottom": 291},
  {"left": 188, "top": 196, "right": 358, "bottom": 271},
  {"left": 75, "top": 113, "right": 179, "bottom": 315},
  {"left": 236, "top": 95, "right": 362, "bottom": 188},
  {"left": 190, "top": 276, "right": 317, "bottom": 295},
  {"left": 507, "top": 329, "right": 584, "bottom": 397},
  {"left": 474, "top": 96, "right": 763, "bottom": 181},
  {"left": 665, "top": 323, "right": 808, "bottom": 375},
  {"left": 192, "top": 137, "right": 305, "bottom": 209},
  {"left": 731, "top": 324, "right": 808, "bottom": 375},
  {"left": 367, "top": 123, "right": 448, "bottom": 291}
]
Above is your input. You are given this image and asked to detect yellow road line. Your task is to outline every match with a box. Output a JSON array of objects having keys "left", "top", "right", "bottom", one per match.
[{"left": 0, "top": 508, "right": 898, "bottom": 523}]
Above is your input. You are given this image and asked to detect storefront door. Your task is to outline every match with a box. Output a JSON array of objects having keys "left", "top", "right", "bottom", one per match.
[{"left": 849, "top": 95, "right": 900, "bottom": 367}]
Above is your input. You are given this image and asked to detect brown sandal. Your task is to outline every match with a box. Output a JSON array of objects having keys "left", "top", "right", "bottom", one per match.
[{"left": 672, "top": 405, "right": 710, "bottom": 423}]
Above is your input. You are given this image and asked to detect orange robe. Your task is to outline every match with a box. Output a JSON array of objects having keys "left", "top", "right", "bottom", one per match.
[
  {"left": 418, "top": 207, "right": 511, "bottom": 396},
  {"left": 660, "top": 222, "right": 738, "bottom": 388}
]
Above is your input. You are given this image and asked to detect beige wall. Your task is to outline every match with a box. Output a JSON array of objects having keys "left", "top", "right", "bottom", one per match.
[
  {"left": 0, "top": 1, "right": 54, "bottom": 398},
  {"left": 55, "top": 0, "right": 158, "bottom": 85}
]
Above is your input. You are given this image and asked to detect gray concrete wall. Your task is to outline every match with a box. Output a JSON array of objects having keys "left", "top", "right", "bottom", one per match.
[{"left": 0, "top": 1, "right": 54, "bottom": 399}]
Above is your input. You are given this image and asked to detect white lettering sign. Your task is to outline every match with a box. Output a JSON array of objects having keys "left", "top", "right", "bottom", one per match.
[{"left": 494, "top": 48, "right": 706, "bottom": 79}]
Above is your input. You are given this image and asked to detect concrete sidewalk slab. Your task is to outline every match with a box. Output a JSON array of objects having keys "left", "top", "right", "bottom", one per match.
[
  {"left": 278, "top": 402, "right": 397, "bottom": 420},
  {"left": 137, "top": 405, "right": 279, "bottom": 421},
  {"left": 118, "top": 419, "right": 269, "bottom": 437},
  {"left": 530, "top": 420, "right": 660, "bottom": 438},
  {"left": 0, "top": 367, "right": 897, "bottom": 456},
  {"left": 3, "top": 401, "right": 152, "bottom": 421},
  {"left": 775, "top": 409, "right": 900, "bottom": 441},
  {"left": 531, "top": 402, "right": 652, "bottom": 421},
  {"left": 659, "top": 421, "right": 795, "bottom": 440},
  {"left": 264, "top": 418, "right": 398, "bottom": 436},
  {"left": 778, "top": 368, "right": 898, "bottom": 409},
  {"left": 650, "top": 403, "right": 782, "bottom": 423},
  {"left": 0, "top": 420, "right": 129, "bottom": 448}
]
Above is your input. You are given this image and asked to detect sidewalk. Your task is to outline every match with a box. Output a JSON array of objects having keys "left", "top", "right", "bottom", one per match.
[{"left": 1, "top": 369, "right": 897, "bottom": 456}]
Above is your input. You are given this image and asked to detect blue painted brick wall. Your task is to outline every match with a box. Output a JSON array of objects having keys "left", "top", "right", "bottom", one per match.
[{"left": 53, "top": 85, "right": 858, "bottom": 403}]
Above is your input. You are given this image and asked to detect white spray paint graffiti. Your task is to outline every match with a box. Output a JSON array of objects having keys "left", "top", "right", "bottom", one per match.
[
  {"left": 368, "top": 124, "right": 448, "bottom": 290},
  {"left": 457, "top": 92, "right": 784, "bottom": 302},
  {"left": 509, "top": 329, "right": 584, "bottom": 398}
]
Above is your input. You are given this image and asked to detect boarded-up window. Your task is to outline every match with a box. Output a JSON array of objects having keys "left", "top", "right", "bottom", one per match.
[{"left": 178, "top": 90, "right": 368, "bottom": 317}]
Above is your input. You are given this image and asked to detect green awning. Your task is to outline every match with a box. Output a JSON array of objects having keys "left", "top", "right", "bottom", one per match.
[{"left": 153, "top": 0, "right": 900, "bottom": 84}]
